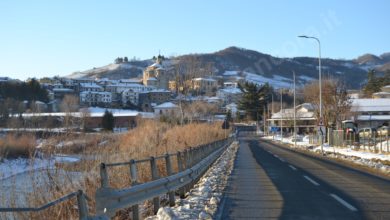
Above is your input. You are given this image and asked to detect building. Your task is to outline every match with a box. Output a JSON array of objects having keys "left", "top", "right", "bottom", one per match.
[
  {"left": 191, "top": 78, "right": 218, "bottom": 96},
  {"left": 142, "top": 56, "right": 172, "bottom": 89},
  {"left": 268, "top": 103, "right": 317, "bottom": 134},
  {"left": 138, "top": 89, "right": 172, "bottom": 111},
  {"left": 80, "top": 91, "right": 112, "bottom": 106},
  {"left": 349, "top": 98, "right": 390, "bottom": 128},
  {"left": 372, "top": 85, "right": 390, "bottom": 98},
  {"left": 106, "top": 83, "right": 151, "bottom": 103},
  {"left": 153, "top": 102, "right": 179, "bottom": 117},
  {"left": 79, "top": 83, "right": 103, "bottom": 92},
  {"left": 216, "top": 87, "right": 242, "bottom": 105}
]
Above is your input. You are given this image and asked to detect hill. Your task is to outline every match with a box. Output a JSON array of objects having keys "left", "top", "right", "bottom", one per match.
[{"left": 66, "top": 46, "right": 390, "bottom": 89}]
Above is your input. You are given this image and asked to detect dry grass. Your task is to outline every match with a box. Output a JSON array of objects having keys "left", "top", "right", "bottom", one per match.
[
  {"left": 0, "top": 134, "right": 36, "bottom": 159},
  {"left": 1, "top": 120, "right": 228, "bottom": 220}
]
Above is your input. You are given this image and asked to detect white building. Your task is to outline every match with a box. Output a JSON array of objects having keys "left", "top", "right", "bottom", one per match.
[
  {"left": 121, "top": 89, "right": 139, "bottom": 106},
  {"left": 80, "top": 91, "right": 112, "bottom": 106},
  {"left": 350, "top": 98, "right": 390, "bottom": 128},
  {"left": 216, "top": 87, "right": 242, "bottom": 104},
  {"left": 79, "top": 83, "right": 103, "bottom": 92},
  {"left": 153, "top": 102, "right": 179, "bottom": 117}
]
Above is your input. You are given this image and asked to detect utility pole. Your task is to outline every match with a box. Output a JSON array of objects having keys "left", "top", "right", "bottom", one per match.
[
  {"left": 280, "top": 89, "right": 283, "bottom": 142},
  {"left": 293, "top": 71, "right": 297, "bottom": 148}
]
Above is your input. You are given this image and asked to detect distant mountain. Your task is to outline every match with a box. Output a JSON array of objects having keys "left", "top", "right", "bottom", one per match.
[{"left": 66, "top": 46, "right": 390, "bottom": 89}]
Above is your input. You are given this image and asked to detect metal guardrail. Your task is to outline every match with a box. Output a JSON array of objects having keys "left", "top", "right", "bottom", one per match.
[
  {"left": 0, "top": 190, "right": 90, "bottom": 220},
  {"left": 0, "top": 137, "right": 232, "bottom": 220},
  {"left": 95, "top": 137, "right": 232, "bottom": 219}
]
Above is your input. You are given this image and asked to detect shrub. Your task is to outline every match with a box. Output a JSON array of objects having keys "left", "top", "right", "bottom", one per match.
[{"left": 0, "top": 134, "right": 36, "bottom": 159}]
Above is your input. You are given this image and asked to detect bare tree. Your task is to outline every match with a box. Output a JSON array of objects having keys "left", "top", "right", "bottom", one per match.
[
  {"left": 60, "top": 95, "right": 79, "bottom": 131},
  {"left": 303, "top": 79, "right": 351, "bottom": 129}
]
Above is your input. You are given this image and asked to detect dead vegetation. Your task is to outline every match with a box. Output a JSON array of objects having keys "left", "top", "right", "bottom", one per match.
[{"left": 0, "top": 120, "right": 228, "bottom": 219}]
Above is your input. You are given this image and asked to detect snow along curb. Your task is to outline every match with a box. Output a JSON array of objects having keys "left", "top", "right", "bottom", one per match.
[{"left": 146, "top": 141, "right": 239, "bottom": 220}]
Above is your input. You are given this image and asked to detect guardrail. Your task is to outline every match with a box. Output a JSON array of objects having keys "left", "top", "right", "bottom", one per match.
[
  {"left": 0, "top": 137, "right": 232, "bottom": 220},
  {"left": 95, "top": 137, "right": 233, "bottom": 219},
  {"left": 0, "top": 190, "right": 90, "bottom": 220}
]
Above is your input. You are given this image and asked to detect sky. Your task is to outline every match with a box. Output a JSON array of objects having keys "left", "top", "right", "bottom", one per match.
[{"left": 0, "top": 0, "right": 389, "bottom": 80}]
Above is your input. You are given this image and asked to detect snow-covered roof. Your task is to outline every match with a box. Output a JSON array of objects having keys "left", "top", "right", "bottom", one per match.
[
  {"left": 218, "top": 88, "right": 242, "bottom": 94},
  {"left": 150, "top": 63, "right": 163, "bottom": 68},
  {"left": 226, "top": 103, "right": 238, "bottom": 108},
  {"left": 357, "top": 115, "right": 390, "bottom": 121},
  {"left": 351, "top": 98, "right": 390, "bottom": 112},
  {"left": 373, "top": 92, "right": 390, "bottom": 95},
  {"left": 80, "top": 91, "right": 111, "bottom": 95},
  {"left": 106, "top": 83, "right": 146, "bottom": 88},
  {"left": 120, "top": 79, "right": 142, "bottom": 83},
  {"left": 223, "top": 71, "right": 239, "bottom": 76},
  {"left": 20, "top": 107, "right": 138, "bottom": 118},
  {"left": 270, "top": 111, "right": 315, "bottom": 120},
  {"left": 154, "top": 102, "right": 178, "bottom": 109},
  {"left": 193, "top": 78, "right": 216, "bottom": 82},
  {"left": 80, "top": 83, "right": 102, "bottom": 89},
  {"left": 53, "top": 88, "right": 74, "bottom": 92}
]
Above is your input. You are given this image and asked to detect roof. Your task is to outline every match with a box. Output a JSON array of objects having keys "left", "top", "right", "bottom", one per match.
[
  {"left": 218, "top": 88, "right": 242, "bottom": 94},
  {"left": 351, "top": 98, "right": 390, "bottom": 112},
  {"left": 154, "top": 102, "right": 178, "bottom": 109},
  {"left": 80, "top": 83, "right": 102, "bottom": 89},
  {"left": 19, "top": 107, "right": 138, "bottom": 118},
  {"left": 270, "top": 111, "right": 315, "bottom": 120},
  {"left": 193, "top": 78, "right": 216, "bottom": 82}
]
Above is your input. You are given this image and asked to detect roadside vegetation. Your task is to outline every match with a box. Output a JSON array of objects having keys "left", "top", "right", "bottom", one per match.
[{"left": 0, "top": 120, "right": 228, "bottom": 219}]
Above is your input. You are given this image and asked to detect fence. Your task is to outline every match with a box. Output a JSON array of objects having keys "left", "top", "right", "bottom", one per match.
[
  {"left": 95, "top": 137, "right": 232, "bottom": 219},
  {"left": 0, "top": 137, "right": 233, "bottom": 220},
  {"left": 329, "top": 129, "right": 389, "bottom": 153},
  {"left": 0, "top": 190, "right": 90, "bottom": 220}
]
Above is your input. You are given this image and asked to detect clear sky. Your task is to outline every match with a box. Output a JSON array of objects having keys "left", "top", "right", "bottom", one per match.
[{"left": 1, "top": 0, "right": 389, "bottom": 80}]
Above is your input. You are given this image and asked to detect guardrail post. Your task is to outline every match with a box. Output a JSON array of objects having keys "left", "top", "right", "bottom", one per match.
[
  {"left": 165, "top": 154, "right": 175, "bottom": 206},
  {"left": 77, "top": 190, "right": 89, "bottom": 220},
  {"left": 150, "top": 157, "right": 160, "bottom": 214},
  {"left": 100, "top": 163, "right": 109, "bottom": 188},
  {"left": 129, "top": 159, "right": 140, "bottom": 220},
  {"left": 177, "top": 151, "right": 186, "bottom": 198}
]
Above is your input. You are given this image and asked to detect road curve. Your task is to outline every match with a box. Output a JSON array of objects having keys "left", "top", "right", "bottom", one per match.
[{"left": 219, "top": 135, "right": 390, "bottom": 219}]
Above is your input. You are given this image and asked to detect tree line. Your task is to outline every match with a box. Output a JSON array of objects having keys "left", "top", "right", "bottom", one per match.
[
  {"left": 0, "top": 78, "right": 49, "bottom": 102},
  {"left": 363, "top": 69, "right": 390, "bottom": 97}
]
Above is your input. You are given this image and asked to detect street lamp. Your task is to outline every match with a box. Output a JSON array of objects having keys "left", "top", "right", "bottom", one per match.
[{"left": 299, "top": 35, "right": 323, "bottom": 153}]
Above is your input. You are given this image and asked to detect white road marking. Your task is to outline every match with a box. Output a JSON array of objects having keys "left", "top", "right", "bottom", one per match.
[
  {"left": 330, "top": 194, "right": 358, "bottom": 211},
  {"left": 273, "top": 154, "right": 279, "bottom": 158},
  {"left": 289, "top": 165, "right": 297, "bottom": 171},
  {"left": 279, "top": 157, "right": 285, "bottom": 162},
  {"left": 303, "top": 175, "right": 320, "bottom": 186}
]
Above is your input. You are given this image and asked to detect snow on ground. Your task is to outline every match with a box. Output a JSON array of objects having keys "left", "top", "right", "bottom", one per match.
[
  {"left": 244, "top": 72, "right": 292, "bottom": 88},
  {"left": 146, "top": 141, "right": 239, "bottom": 220},
  {"left": 262, "top": 135, "right": 390, "bottom": 174},
  {"left": 0, "top": 155, "right": 80, "bottom": 181}
]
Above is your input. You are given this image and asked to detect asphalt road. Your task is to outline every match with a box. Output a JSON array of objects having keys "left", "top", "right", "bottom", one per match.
[{"left": 219, "top": 134, "right": 390, "bottom": 219}]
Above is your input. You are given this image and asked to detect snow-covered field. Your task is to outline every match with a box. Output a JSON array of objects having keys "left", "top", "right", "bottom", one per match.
[
  {"left": 262, "top": 135, "right": 390, "bottom": 174},
  {"left": 146, "top": 141, "right": 239, "bottom": 220},
  {"left": 0, "top": 155, "right": 80, "bottom": 181}
]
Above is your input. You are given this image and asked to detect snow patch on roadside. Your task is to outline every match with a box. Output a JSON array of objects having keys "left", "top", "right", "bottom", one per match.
[
  {"left": 146, "top": 141, "right": 239, "bottom": 220},
  {"left": 261, "top": 136, "right": 390, "bottom": 174}
]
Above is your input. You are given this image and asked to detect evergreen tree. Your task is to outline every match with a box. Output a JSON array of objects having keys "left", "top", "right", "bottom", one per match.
[
  {"left": 222, "top": 119, "right": 230, "bottom": 129},
  {"left": 238, "top": 82, "right": 271, "bottom": 121},
  {"left": 226, "top": 110, "right": 233, "bottom": 122},
  {"left": 102, "top": 110, "right": 114, "bottom": 131}
]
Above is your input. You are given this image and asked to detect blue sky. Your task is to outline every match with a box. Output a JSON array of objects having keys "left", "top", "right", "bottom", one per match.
[{"left": 1, "top": 0, "right": 389, "bottom": 80}]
